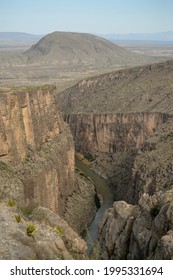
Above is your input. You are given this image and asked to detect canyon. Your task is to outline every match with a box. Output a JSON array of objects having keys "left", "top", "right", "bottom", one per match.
[
  {"left": 0, "top": 38, "right": 173, "bottom": 259},
  {"left": 0, "top": 85, "right": 96, "bottom": 259},
  {"left": 0, "top": 85, "right": 74, "bottom": 214},
  {"left": 59, "top": 60, "right": 173, "bottom": 259},
  {"left": 65, "top": 112, "right": 168, "bottom": 153}
]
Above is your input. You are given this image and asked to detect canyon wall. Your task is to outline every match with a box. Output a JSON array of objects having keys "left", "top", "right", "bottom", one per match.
[
  {"left": 0, "top": 86, "right": 75, "bottom": 215},
  {"left": 0, "top": 86, "right": 62, "bottom": 161},
  {"left": 98, "top": 197, "right": 173, "bottom": 260},
  {"left": 65, "top": 112, "right": 168, "bottom": 154},
  {"left": 97, "top": 117, "right": 173, "bottom": 260}
]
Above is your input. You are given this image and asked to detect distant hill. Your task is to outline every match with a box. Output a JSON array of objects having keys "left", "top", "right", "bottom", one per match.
[
  {"left": 101, "top": 31, "right": 173, "bottom": 42},
  {"left": 0, "top": 31, "right": 164, "bottom": 86},
  {"left": 58, "top": 60, "right": 173, "bottom": 114},
  {"left": 24, "top": 31, "right": 154, "bottom": 69},
  {"left": 0, "top": 32, "right": 43, "bottom": 41}
]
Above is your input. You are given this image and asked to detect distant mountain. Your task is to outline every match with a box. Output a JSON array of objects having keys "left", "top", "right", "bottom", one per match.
[
  {"left": 24, "top": 31, "right": 154, "bottom": 69},
  {"left": 101, "top": 31, "right": 173, "bottom": 42},
  {"left": 0, "top": 32, "right": 43, "bottom": 41}
]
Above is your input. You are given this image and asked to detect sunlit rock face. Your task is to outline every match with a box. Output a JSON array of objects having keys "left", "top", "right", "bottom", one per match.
[{"left": 0, "top": 86, "right": 75, "bottom": 215}]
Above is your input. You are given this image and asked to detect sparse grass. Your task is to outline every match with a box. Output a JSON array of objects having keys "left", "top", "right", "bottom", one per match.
[
  {"left": 8, "top": 199, "right": 15, "bottom": 207},
  {"left": 15, "top": 214, "right": 21, "bottom": 223},
  {"left": 52, "top": 225, "right": 64, "bottom": 237},
  {"left": 26, "top": 223, "right": 36, "bottom": 236}
]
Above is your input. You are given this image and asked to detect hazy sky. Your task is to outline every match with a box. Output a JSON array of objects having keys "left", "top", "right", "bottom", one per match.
[{"left": 0, "top": 0, "right": 173, "bottom": 35}]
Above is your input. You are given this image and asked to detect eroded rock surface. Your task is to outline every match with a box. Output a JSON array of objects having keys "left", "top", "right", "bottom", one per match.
[
  {"left": 63, "top": 169, "right": 97, "bottom": 234},
  {"left": 0, "top": 203, "right": 86, "bottom": 260},
  {"left": 0, "top": 85, "right": 97, "bottom": 259},
  {"left": 98, "top": 198, "right": 173, "bottom": 260},
  {"left": 97, "top": 121, "right": 173, "bottom": 259},
  {"left": 0, "top": 86, "right": 75, "bottom": 215},
  {"left": 66, "top": 112, "right": 167, "bottom": 154}
]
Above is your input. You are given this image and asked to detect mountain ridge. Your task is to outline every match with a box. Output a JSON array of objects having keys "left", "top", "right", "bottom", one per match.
[{"left": 58, "top": 60, "right": 173, "bottom": 114}]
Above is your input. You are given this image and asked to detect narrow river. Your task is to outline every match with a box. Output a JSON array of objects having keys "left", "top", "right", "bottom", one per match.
[{"left": 75, "top": 157, "right": 114, "bottom": 255}]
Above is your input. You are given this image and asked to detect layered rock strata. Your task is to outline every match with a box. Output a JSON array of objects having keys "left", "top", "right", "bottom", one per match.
[
  {"left": 0, "top": 86, "right": 74, "bottom": 215},
  {"left": 0, "top": 85, "right": 98, "bottom": 259},
  {"left": 65, "top": 112, "right": 168, "bottom": 153},
  {"left": 97, "top": 119, "right": 173, "bottom": 259}
]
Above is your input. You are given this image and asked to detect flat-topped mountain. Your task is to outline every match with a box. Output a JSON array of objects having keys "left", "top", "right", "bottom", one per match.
[
  {"left": 58, "top": 60, "right": 173, "bottom": 114},
  {"left": 25, "top": 31, "right": 153, "bottom": 69}
]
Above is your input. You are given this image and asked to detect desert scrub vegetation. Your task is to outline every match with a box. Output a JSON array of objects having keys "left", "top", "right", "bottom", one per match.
[
  {"left": 52, "top": 225, "right": 64, "bottom": 237},
  {"left": 12, "top": 84, "right": 55, "bottom": 93},
  {"left": 85, "top": 153, "right": 95, "bottom": 162},
  {"left": 150, "top": 203, "right": 160, "bottom": 218},
  {"left": 15, "top": 214, "right": 21, "bottom": 223},
  {"left": 8, "top": 198, "right": 15, "bottom": 207},
  {"left": 26, "top": 223, "right": 36, "bottom": 236}
]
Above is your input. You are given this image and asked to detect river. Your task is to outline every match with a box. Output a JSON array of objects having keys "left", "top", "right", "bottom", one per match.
[{"left": 75, "top": 157, "right": 114, "bottom": 255}]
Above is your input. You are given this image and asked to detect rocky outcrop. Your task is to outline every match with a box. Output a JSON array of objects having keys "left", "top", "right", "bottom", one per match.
[
  {"left": 65, "top": 112, "right": 168, "bottom": 154},
  {"left": 97, "top": 120, "right": 173, "bottom": 259},
  {"left": 98, "top": 192, "right": 173, "bottom": 260},
  {"left": 0, "top": 203, "right": 86, "bottom": 260},
  {"left": 0, "top": 86, "right": 75, "bottom": 215},
  {"left": 63, "top": 169, "right": 97, "bottom": 235},
  {"left": 0, "top": 86, "right": 101, "bottom": 259},
  {"left": 0, "top": 85, "right": 99, "bottom": 259}
]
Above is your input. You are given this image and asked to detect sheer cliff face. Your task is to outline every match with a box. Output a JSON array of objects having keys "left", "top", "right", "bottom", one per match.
[
  {"left": 97, "top": 118, "right": 173, "bottom": 260},
  {"left": 0, "top": 86, "right": 75, "bottom": 215},
  {"left": 0, "top": 86, "right": 61, "bottom": 161},
  {"left": 65, "top": 112, "right": 168, "bottom": 154}
]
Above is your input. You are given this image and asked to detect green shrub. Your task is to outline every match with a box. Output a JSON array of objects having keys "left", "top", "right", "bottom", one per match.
[
  {"left": 15, "top": 214, "right": 21, "bottom": 223},
  {"left": 85, "top": 153, "right": 95, "bottom": 162},
  {"left": 150, "top": 204, "right": 160, "bottom": 218},
  {"left": 26, "top": 223, "right": 36, "bottom": 236},
  {"left": 8, "top": 199, "right": 15, "bottom": 207},
  {"left": 52, "top": 226, "right": 64, "bottom": 237}
]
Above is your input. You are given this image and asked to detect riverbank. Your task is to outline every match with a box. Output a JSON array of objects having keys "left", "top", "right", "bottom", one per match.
[
  {"left": 63, "top": 166, "right": 97, "bottom": 235},
  {"left": 75, "top": 156, "right": 114, "bottom": 255}
]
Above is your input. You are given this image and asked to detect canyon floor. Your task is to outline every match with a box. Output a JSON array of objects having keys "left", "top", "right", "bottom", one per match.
[{"left": 0, "top": 32, "right": 173, "bottom": 259}]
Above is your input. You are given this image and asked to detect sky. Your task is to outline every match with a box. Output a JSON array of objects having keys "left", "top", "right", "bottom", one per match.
[{"left": 0, "top": 0, "right": 173, "bottom": 35}]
